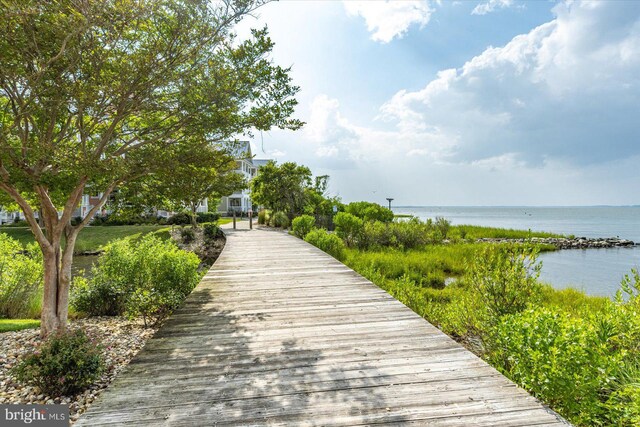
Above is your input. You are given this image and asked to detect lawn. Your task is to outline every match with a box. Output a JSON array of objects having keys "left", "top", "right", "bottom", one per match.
[
  {"left": 0, "top": 319, "right": 40, "bottom": 333},
  {"left": 0, "top": 225, "right": 170, "bottom": 254}
]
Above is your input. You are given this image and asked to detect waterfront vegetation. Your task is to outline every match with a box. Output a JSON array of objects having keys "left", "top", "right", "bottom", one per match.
[{"left": 293, "top": 202, "right": 640, "bottom": 426}]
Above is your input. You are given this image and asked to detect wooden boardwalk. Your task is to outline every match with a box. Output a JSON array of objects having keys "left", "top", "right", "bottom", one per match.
[{"left": 77, "top": 222, "right": 567, "bottom": 426}]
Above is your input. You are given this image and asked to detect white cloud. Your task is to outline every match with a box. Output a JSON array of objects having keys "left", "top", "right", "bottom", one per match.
[
  {"left": 380, "top": 0, "right": 640, "bottom": 166},
  {"left": 472, "top": 0, "right": 514, "bottom": 16},
  {"left": 343, "top": 0, "right": 433, "bottom": 43}
]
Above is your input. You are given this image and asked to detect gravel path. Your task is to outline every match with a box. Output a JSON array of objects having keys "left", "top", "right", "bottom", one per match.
[{"left": 0, "top": 317, "right": 157, "bottom": 424}]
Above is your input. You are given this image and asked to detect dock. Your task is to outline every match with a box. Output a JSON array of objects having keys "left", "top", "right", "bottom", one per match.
[{"left": 77, "top": 221, "right": 567, "bottom": 426}]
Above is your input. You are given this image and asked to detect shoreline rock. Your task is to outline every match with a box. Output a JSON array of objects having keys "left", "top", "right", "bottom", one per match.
[{"left": 476, "top": 236, "right": 636, "bottom": 249}]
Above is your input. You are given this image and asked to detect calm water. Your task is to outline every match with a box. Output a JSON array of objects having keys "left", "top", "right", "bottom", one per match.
[{"left": 394, "top": 206, "right": 640, "bottom": 297}]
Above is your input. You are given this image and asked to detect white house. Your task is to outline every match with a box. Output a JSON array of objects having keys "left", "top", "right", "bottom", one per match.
[{"left": 217, "top": 141, "right": 255, "bottom": 214}]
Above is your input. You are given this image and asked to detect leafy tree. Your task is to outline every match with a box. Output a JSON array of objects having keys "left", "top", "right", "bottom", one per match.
[
  {"left": 0, "top": 0, "right": 301, "bottom": 335},
  {"left": 345, "top": 201, "right": 394, "bottom": 223},
  {"left": 114, "top": 142, "right": 245, "bottom": 227},
  {"left": 250, "top": 161, "right": 312, "bottom": 218}
]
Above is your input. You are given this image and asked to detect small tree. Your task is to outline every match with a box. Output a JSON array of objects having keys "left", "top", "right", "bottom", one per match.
[
  {"left": 0, "top": 0, "right": 302, "bottom": 335},
  {"left": 250, "top": 161, "right": 312, "bottom": 218}
]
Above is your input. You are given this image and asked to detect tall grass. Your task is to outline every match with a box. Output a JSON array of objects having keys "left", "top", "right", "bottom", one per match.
[{"left": 452, "top": 224, "right": 566, "bottom": 240}]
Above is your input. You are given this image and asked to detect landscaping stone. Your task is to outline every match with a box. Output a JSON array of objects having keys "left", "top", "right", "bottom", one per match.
[{"left": 0, "top": 317, "right": 158, "bottom": 424}]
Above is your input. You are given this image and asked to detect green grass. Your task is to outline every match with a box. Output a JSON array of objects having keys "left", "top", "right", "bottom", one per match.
[
  {"left": 452, "top": 224, "right": 566, "bottom": 240},
  {"left": 0, "top": 319, "right": 40, "bottom": 333},
  {"left": 0, "top": 225, "right": 170, "bottom": 254},
  {"left": 218, "top": 218, "right": 232, "bottom": 225}
]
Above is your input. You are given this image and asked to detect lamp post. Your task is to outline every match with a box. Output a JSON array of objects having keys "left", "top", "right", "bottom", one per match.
[{"left": 386, "top": 198, "right": 394, "bottom": 210}]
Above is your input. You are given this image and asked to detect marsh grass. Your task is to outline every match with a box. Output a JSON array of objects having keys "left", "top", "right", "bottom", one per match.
[{"left": 452, "top": 224, "right": 566, "bottom": 240}]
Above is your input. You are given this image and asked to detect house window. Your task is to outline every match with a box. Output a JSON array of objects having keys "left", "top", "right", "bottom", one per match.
[{"left": 229, "top": 198, "right": 241, "bottom": 207}]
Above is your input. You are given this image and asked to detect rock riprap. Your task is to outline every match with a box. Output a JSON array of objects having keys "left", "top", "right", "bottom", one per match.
[{"left": 477, "top": 236, "right": 636, "bottom": 249}]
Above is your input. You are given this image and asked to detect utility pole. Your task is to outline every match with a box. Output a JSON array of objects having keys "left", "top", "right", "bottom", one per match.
[{"left": 386, "top": 198, "right": 394, "bottom": 210}]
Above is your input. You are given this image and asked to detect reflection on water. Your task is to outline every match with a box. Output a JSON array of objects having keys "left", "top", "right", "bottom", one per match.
[{"left": 71, "top": 255, "right": 99, "bottom": 278}]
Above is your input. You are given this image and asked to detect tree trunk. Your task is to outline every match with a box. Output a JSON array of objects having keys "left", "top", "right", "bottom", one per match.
[
  {"left": 41, "top": 244, "right": 63, "bottom": 335},
  {"left": 190, "top": 204, "right": 198, "bottom": 228}
]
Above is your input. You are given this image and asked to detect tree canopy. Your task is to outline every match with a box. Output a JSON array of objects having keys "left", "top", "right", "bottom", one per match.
[{"left": 0, "top": 0, "right": 302, "bottom": 335}]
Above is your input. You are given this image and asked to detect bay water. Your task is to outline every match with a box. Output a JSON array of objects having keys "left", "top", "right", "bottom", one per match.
[{"left": 393, "top": 206, "right": 640, "bottom": 297}]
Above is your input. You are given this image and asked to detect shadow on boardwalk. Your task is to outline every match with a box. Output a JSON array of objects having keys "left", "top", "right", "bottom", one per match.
[{"left": 78, "top": 287, "right": 402, "bottom": 426}]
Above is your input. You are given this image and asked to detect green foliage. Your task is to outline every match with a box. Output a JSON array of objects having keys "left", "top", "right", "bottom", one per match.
[
  {"left": 257, "top": 209, "right": 268, "bottom": 225},
  {"left": 251, "top": 161, "right": 312, "bottom": 217},
  {"left": 179, "top": 227, "right": 196, "bottom": 244},
  {"left": 489, "top": 307, "right": 614, "bottom": 424},
  {"left": 0, "top": 234, "right": 43, "bottom": 318},
  {"left": 197, "top": 212, "right": 220, "bottom": 223},
  {"left": 202, "top": 223, "right": 223, "bottom": 240},
  {"left": 291, "top": 215, "right": 315, "bottom": 239},
  {"left": 452, "top": 225, "right": 564, "bottom": 240},
  {"left": 167, "top": 213, "right": 192, "bottom": 226},
  {"left": 0, "top": 319, "right": 40, "bottom": 333},
  {"left": 333, "top": 212, "right": 363, "bottom": 247},
  {"left": 71, "top": 235, "right": 201, "bottom": 326},
  {"left": 12, "top": 330, "right": 105, "bottom": 396},
  {"left": 467, "top": 244, "right": 542, "bottom": 325},
  {"left": 304, "top": 229, "right": 346, "bottom": 261},
  {"left": 272, "top": 211, "right": 290, "bottom": 228},
  {"left": 434, "top": 217, "right": 451, "bottom": 239},
  {"left": 345, "top": 201, "right": 394, "bottom": 223}
]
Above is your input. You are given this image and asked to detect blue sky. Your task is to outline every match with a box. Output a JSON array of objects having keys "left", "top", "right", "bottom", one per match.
[{"left": 236, "top": 1, "right": 640, "bottom": 206}]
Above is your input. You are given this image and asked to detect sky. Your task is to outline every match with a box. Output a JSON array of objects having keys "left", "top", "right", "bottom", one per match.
[{"left": 235, "top": 0, "right": 640, "bottom": 206}]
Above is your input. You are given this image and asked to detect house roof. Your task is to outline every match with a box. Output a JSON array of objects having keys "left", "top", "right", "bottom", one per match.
[
  {"left": 227, "top": 140, "right": 252, "bottom": 161},
  {"left": 252, "top": 158, "right": 272, "bottom": 169}
]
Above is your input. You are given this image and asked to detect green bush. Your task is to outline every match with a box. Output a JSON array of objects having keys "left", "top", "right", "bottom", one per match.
[
  {"left": 202, "top": 222, "right": 223, "bottom": 240},
  {"left": 196, "top": 212, "right": 220, "bottom": 223},
  {"left": 12, "top": 329, "right": 105, "bottom": 396},
  {"left": 257, "top": 209, "right": 268, "bottom": 225},
  {"left": 0, "top": 234, "right": 43, "bottom": 318},
  {"left": 167, "top": 212, "right": 191, "bottom": 225},
  {"left": 71, "top": 235, "right": 201, "bottom": 326},
  {"left": 467, "top": 244, "right": 542, "bottom": 326},
  {"left": 434, "top": 217, "right": 451, "bottom": 239},
  {"left": 291, "top": 215, "right": 315, "bottom": 239},
  {"left": 345, "top": 201, "right": 393, "bottom": 223},
  {"left": 304, "top": 229, "right": 346, "bottom": 261},
  {"left": 71, "top": 276, "right": 126, "bottom": 317},
  {"left": 179, "top": 226, "right": 196, "bottom": 244},
  {"left": 333, "top": 212, "right": 363, "bottom": 247},
  {"left": 489, "top": 308, "right": 615, "bottom": 425},
  {"left": 272, "top": 211, "right": 290, "bottom": 228}
]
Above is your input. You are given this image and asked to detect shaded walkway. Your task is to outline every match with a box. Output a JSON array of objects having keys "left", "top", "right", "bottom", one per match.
[{"left": 77, "top": 221, "right": 567, "bottom": 426}]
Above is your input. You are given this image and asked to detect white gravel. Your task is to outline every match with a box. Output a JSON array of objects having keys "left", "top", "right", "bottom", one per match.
[{"left": 0, "top": 317, "right": 157, "bottom": 424}]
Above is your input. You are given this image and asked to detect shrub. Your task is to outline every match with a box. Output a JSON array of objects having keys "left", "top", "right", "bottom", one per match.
[
  {"left": 434, "top": 216, "right": 451, "bottom": 239},
  {"left": 488, "top": 308, "right": 614, "bottom": 425},
  {"left": 167, "top": 212, "right": 192, "bottom": 225},
  {"left": 196, "top": 212, "right": 220, "bottom": 223},
  {"left": 304, "top": 229, "right": 346, "bottom": 261},
  {"left": 389, "top": 218, "right": 431, "bottom": 249},
  {"left": 202, "top": 222, "right": 223, "bottom": 240},
  {"left": 467, "top": 243, "right": 542, "bottom": 326},
  {"left": 272, "top": 211, "right": 290, "bottom": 228},
  {"left": 291, "top": 215, "right": 315, "bottom": 239},
  {"left": 345, "top": 201, "right": 394, "bottom": 223},
  {"left": 179, "top": 226, "right": 196, "bottom": 244},
  {"left": 257, "top": 209, "right": 268, "bottom": 225},
  {"left": 0, "top": 234, "right": 43, "bottom": 318},
  {"left": 71, "top": 276, "right": 126, "bottom": 317},
  {"left": 12, "top": 329, "right": 105, "bottom": 396},
  {"left": 71, "top": 235, "right": 201, "bottom": 326},
  {"left": 333, "top": 212, "right": 363, "bottom": 247}
]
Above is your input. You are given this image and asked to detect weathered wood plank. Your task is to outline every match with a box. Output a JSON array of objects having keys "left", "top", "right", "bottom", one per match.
[{"left": 76, "top": 223, "right": 567, "bottom": 426}]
